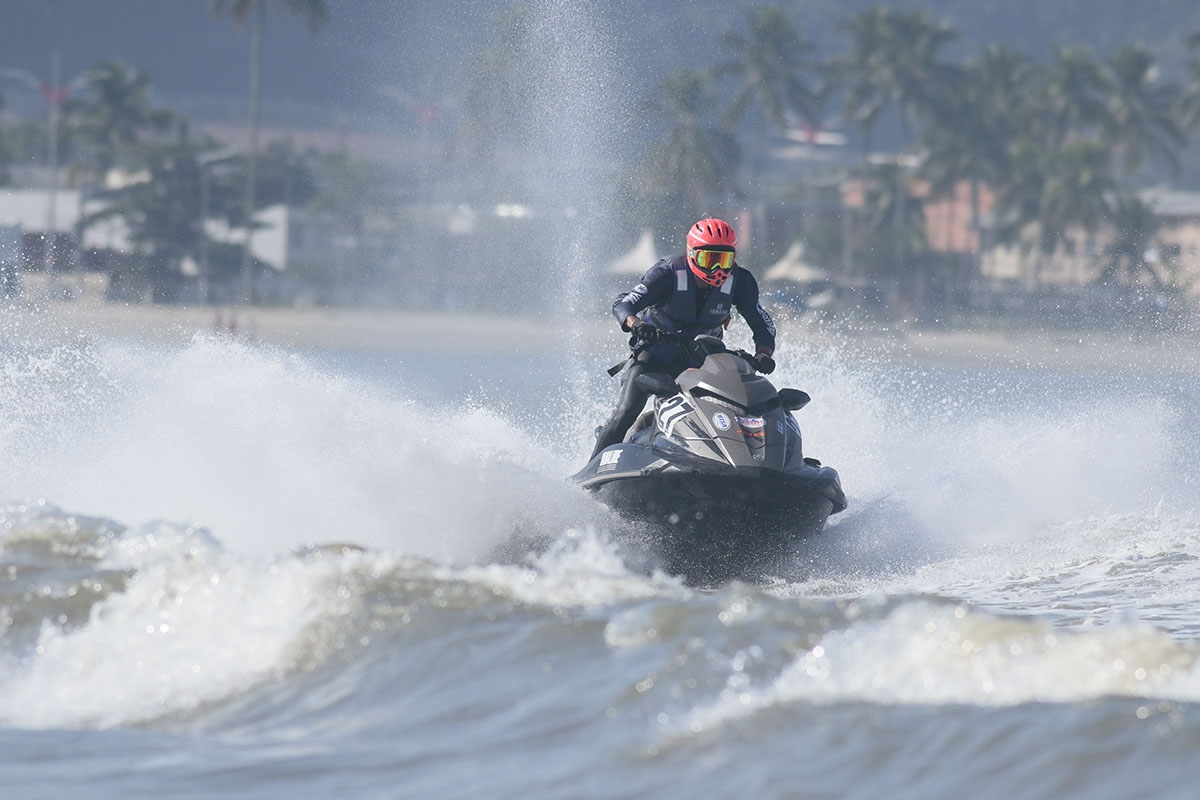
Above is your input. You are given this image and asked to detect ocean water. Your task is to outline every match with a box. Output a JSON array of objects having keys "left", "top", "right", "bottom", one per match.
[{"left": 2, "top": 316, "right": 1200, "bottom": 799}]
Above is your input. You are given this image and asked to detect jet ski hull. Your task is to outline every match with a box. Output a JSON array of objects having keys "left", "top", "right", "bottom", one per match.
[
  {"left": 575, "top": 451, "right": 845, "bottom": 585},
  {"left": 574, "top": 339, "right": 847, "bottom": 585}
]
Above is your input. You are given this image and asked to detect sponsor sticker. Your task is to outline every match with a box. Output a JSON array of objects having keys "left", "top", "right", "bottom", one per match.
[
  {"left": 712, "top": 412, "right": 732, "bottom": 431},
  {"left": 737, "top": 416, "right": 764, "bottom": 429},
  {"left": 600, "top": 450, "right": 621, "bottom": 466}
]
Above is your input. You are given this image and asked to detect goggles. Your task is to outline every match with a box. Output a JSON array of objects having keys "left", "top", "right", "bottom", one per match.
[{"left": 689, "top": 247, "right": 735, "bottom": 271}]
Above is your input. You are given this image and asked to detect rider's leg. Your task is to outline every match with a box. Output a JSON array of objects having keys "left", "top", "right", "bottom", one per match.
[{"left": 589, "top": 360, "right": 653, "bottom": 460}]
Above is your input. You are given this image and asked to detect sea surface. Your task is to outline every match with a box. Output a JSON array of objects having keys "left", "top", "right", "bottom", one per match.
[{"left": 3, "top": 312, "right": 1200, "bottom": 799}]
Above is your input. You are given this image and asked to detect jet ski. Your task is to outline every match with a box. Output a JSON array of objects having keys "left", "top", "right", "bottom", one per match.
[{"left": 571, "top": 334, "right": 846, "bottom": 585}]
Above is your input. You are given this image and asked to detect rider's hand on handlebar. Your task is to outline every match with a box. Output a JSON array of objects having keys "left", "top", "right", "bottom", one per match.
[
  {"left": 751, "top": 352, "right": 776, "bottom": 374},
  {"left": 629, "top": 321, "right": 658, "bottom": 348}
]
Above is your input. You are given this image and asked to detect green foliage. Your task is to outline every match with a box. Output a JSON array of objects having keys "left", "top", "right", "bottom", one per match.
[
  {"left": 641, "top": 68, "right": 741, "bottom": 226},
  {"left": 82, "top": 132, "right": 319, "bottom": 294},
  {"left": 254, "top": 140, "right": 318, "bottom": 209},
  {"left": 9, "top": 1, "right": 1200, "bottom": 308},
  {"left": 1182, "top": 32, "right": 1200, "bottom": 132},
  {"left": 833, "top": 7, "right": 961, "bottom": 147},
  {"left": 63, "top": 60, "right": 175, "bottom": 183},
  {"left": 1100, "top": 193, "right": 1163, "bottom": 286},
  {"left": 1105, "top": 45, "right": 1186, "bottom": 175},
  {"left": 207, "top": 0, "right": 329, "bottom": 303},
  {"left": 0, "top": 90, "right": 8, "bottom": 185},
  {"left": 854, "top": 161, "right": 928, "bottom": 277},
  {"left": 716, "top": 3, "right": 826, "bottom": 243},
  {"left": 620, "top": 2, "right": 1200, "bottom": 303},
  {"left": 1036, "top": 139, "right": 1118, "bottom": 252},
  {"left": 85, "top": 138, "right": 227, "bottom": 261},
  {"left": 719, "top": 5, "right": 823, "bottom": 132},
  {"left": 447, "top": 2, "right": 541, "bottom": 201}
]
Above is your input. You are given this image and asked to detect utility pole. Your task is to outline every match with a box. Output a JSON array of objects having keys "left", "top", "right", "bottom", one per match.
[{"left": 2, "top": 52, "right": 95, "bottom": 300}]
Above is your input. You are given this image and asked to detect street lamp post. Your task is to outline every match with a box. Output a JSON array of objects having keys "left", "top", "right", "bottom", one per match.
[{"left": 1, "top": 51, "right": 94, "bottom": 299}]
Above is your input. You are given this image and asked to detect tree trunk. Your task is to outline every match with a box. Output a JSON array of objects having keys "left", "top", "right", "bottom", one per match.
[{"left": 240, "top": 2, "right": 263, "bottom": 306}]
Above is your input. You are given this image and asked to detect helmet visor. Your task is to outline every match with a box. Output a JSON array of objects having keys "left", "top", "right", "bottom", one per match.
[{"left": 690, "top": 248, "right": 735, "bottom": 272}]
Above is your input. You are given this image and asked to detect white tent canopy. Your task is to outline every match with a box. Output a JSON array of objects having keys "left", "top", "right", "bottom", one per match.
[
  {"left": 764, "top": 240, "right": 829, "bottom": 283},
  {"left": 609, "top": 229, "right": 657, "bottom": 275}
]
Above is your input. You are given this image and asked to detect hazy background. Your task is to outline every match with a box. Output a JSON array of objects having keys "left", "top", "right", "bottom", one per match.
[
  {"left": 6, "top": 0, "right": 1200, "bottom": 317},
  {"left": 8, "top": 0, "right": 1200, "bottom": 145}
]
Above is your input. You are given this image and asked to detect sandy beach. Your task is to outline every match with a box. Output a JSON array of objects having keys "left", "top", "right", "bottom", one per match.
[
  {"left": 5, "top": 299, "right": 1200, "bottom": 373},
  {"left": 3, "top": 302, "right": 561, "bottom": 354},
  {"left": 841, "top": 323, "right": 1200, "bottom": 373}
]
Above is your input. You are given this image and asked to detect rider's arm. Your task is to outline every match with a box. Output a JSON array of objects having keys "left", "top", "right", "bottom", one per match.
[
  {"left": 611, "top": 262, "right": 673, "bottom": 331},
  {"left": 733, "top": 270, "right": 777, "bottom": 355}
]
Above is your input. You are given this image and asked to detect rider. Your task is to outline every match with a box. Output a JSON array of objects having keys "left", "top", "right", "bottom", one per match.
[{"left": 589, "top": 217, "right": 777, "bottom": 460}]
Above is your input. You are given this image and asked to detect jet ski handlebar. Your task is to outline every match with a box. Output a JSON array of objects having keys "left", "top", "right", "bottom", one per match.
[
  {"left": 636, "top": 331, "right": 754, "bottom": 364},
  {"left": 608, "top": 331, "right": 764, "bottom": 377}
]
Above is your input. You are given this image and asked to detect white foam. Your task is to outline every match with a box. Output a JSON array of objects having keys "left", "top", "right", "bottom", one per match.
[
  {"left": 0, "top": 521, "right": 351, "bottom": 729},
  {"left": 683, "top": 599, "right": 1200, "bottom": 735},
  {"left": 768, "top": 327, "right": 1188, "bottom": 552},
  {"left": 459, "top": 527, "right": 686, "bottom": 608},
  {"left": 1, "top": 335, "right": 603, "bottom": 561}
]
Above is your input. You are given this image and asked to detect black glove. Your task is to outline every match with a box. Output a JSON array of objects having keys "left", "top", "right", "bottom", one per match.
[
  {"left": 628, "top": 321, "right": 658, "bottom": 348},
  {"left": 752, "top": 352, "right": 776, "bottom": 374}
]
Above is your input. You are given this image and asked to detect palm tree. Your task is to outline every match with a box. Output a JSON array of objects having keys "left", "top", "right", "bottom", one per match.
[
  {"left": 207, "top": 0, "right": 328, "bottom": 305},
  {"left": 642, "top": 68, "right": 740, "bottom": 231},
  {"left": 306, "top": 146, "right": 394, "bottom": 302},
  {"left": 0, "top": 89, "right": 9, "bottom": 185},
  {"left": 1035, "top": 139, "right": 1116, "bottom": 272},
  {"left": 1044, "top": 45, "right": 1112, "bottom": 148},
  {"left": 989, "top": 131, "right": 1118, "bottom": 290},
  {"left": 834, "top": 7, "right": 960, "bottom": 153},
  {"left": 920, "top": 45, "right": 1037, "bottom": 264},
  {"left": 832, "top": 8, "right": 959, "bottom": 288},
  {"left": 65, "top": 60, "right": 174, "bottom": 187},
  {"left": 0, "top": 112, "right": 41, "bottom": 187},
  {"left": 1100, "top": 192, "right": 1163, "bottom": 288},
  {"left": 718, "top": 6, "right": 822, "bottom": 199},
  {"left": 990, "top": 137, "right": 1046, "bottom": 247},
  {"left": 1180, "top": 31, "right": 1200, "bottom": 132},
  {"left": 857, "top": 161, "right": 927, "bottom": 274},
  {"left": 980, "top": 49, "right": 1119, "bottom": 284},
  {"left": 1103, "top": 45, "right": 1184, "bottom": 177},
  {"left": 451, "top": 3, "right": 536, "bottom": 202},
  {"left": 833, "top": 7, "right": 891, "bottom": 157},
  {"left": 83, "top": 129, "right": 243, "bottom": 301}
]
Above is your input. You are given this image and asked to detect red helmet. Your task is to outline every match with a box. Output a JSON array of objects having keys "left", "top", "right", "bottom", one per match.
[{"left": 686, "top": 218, "right": 737, "bottom": 287}]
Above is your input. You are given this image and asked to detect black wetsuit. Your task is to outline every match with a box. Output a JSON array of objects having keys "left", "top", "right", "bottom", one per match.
[{"left": 590, "top": 251, "right": 776, "bottom": 459}]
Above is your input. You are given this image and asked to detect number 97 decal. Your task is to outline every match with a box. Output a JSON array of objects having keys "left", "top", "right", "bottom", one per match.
[{"left": 657, "top": 396, "right": 692, "bottom": 437}]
